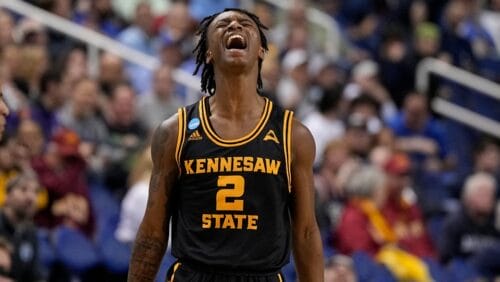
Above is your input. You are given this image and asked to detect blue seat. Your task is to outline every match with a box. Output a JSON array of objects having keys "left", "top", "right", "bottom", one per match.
[
  {"left": 53, "top": 226, "right": 100, "bottom": 274},
  {"left": 89, "top": 183, "right": 121, "bottom": 243},
  {"left": 425, "top": 258, "right": 453, "bottom": 282},
  {"left": 97, "top": 214, "right": 132, "bottom": 274},
  {"left": 352, "top": 251, "right": 396, "bottom": 282},
  {"left": 36, "top": 228, "right": 56, "bottom": 279},
  {"left": 447, "top": 258, "right": 480, "bottom": 282}
]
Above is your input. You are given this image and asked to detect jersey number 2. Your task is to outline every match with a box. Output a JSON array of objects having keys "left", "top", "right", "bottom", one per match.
[{"left": 216, "top": 175, "right": 244, "bottom": 211}]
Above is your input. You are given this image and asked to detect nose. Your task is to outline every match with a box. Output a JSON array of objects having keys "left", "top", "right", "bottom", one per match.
[
  {"left": 0, "top": 98, "right": 9, "bottom": 117},
  {"left": 227, "top": 20, "right": 243, "bottom": 31}
]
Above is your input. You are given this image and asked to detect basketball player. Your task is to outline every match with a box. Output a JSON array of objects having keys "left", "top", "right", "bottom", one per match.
[
  {"left": 128, "top": 8, "right": 324, "bottom": 282},
  {"left": 0, "top": 92, "right": 9, "bottom": 139}
]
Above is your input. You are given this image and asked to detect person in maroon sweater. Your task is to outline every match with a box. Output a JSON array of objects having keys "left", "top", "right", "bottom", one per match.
[
  {"left": 381, "top": 152, "right": 436, "bottom": 259},
  {"left": 31, "top": 128, "right": 94, "bottom": 237},
  {"left": 335, "top": 165, "right": 391, "bottom": 256}
]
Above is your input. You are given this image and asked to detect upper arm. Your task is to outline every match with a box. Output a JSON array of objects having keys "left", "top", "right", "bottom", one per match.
[
  {"left": 140, "top": 114, "right": 179, "bottom": 236},
  {"left": 289, "top": 119, "right": 316, "bottom": 226}
]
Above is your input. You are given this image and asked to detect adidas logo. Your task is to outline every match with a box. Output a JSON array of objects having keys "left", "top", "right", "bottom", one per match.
[
  {"left": 263, "top": 130, "right": 279, "bottom": 144},
  {"left": 188, "top": 130, "right": 202, "bottom": 141}
]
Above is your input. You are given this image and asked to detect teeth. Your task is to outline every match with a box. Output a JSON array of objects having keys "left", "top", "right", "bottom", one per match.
[{"left": 226, "top": 34, "right": 245, "bottom": 47}]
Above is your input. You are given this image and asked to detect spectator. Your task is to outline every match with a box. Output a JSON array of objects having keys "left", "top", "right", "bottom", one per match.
[
  {"left": 440, "top": 0, "right": 476, "bottom": 70},
  {"left": 58, "top": 78, "right": 108, "bottom": 145},
  {"left": 276, "top": 48, "right": 313, "bottom": 119},
  {"left": 0, "top": 10, "right": 14, "bottom": 47},
  {"left": 14, "top": 120, "right": 45, "bottom": 160},
  {"left": 14, "top": 19, "right": 47, "bottom": 47},
  {"left": 117, "top": 2, "right": 156, "bottom": 93},
  {"left": 158, "top": 2, "right": 194, "bottom": 44},
  {"left": 0, "top": 173, "right": 42, "bottom": 282},
  {"left": 389, "top": 92, "right": 451, "bottom": 170},
  {"left": 347, "top": 95, "right": 384, "bottom": 135},
  {"left": 335, "top": 165, "right": 390, "bottom": 256},
  {"left": 28, "top": 69, "right": 65, "bottom": 140},
  {"left": 0, "top": 139, "right": 17, "bottom": 205},
  {"left": 159, "top": 37, "right": 184, "bottom": 68},
  {"left": 188, "top": 0, "right": 238, "bottom": 22},
  {"left": 324, "top": 255, "right": 357, "bottom": 282},
  {"left": 381, "top": 152, "right": 437, "bottom": 259},
  {"left": 0, "top": 237, "right": 13, "bottom": 282},
  {"left": 479, "top": 0, "right": 500, "bottom": 54},
  {"left": 112, "top": 0, "right": 169, "bottom": 22},
  {"left": 303, "top": 86, "right": 345, "bottom": 166},
  {"left": 32, "top": 128, "right": 94, "bottom": 237},
  {"left": 342, "top": 60, "right": 397, "bottom": 122},
  {"left": 314, "top": 139, "right": 357, "bottom": 232},
  {"left": 115, "top": 146, "right": 151, "bottom": 244},
  {"left": 138, "top": 65, "right": 182, "bottom": 132},
  {"left": 439, "top": 172, "right": 500, "bottom": 264},
  {"left": 14, "top": 45, "right": 49, "bottom": 99},
  {"left": 75, "top": 0, "right": 126, "bottom": 38},
  {"left": 412, "top": 22, "right": 441, "bottom": 62},
  {"left": 98, "top": 52, "right": 127, "bottom": 96},
  {"left": 155, "top": 2, "right": 195, "bottom": 68},
  {"left": 259, "top": 45, "right": 281, "bottom": 103},
  {"left": 57, "top": 45, "right": 88, "bottom": 97},
  {"left": 473, "top": 138, "right": 500, "bottom": 183},
  {"left": 103, "top": 83, "right": 147, "bottom": 194},
  {"left": 377, "top": 25, "right": 415, "bottom": 107},
  {"left": 344, "top": 113, "right": 376, "bottom": 160}
]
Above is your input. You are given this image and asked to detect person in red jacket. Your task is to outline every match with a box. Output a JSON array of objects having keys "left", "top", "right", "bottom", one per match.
[
  {"left": 31, "top": 128, "right": 94, "bottom": 237},
  {"left": 335, "top": 165, "right": 393, "bottom": 256},
  {"left": 381, "top": 152, "right": 436, "bottom": 258}
]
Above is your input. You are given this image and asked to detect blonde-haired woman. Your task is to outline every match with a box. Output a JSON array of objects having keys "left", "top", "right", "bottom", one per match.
[{"left": 115, "top": 146, "right": 152, "bottom": 243}]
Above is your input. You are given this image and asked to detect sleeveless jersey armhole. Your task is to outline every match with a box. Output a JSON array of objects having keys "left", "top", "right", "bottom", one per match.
[
  {"left": 283, "top": 110, "right": 294, "bottom": 193},
  {"left": 175, "top": 107, "right": 187, "bottom": 177}
]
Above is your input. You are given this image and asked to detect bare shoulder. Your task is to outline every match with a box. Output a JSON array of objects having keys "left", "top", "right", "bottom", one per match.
[
  {"left": 151, "top": 113, "right": 180, "bottom": 164},
  {"left": 291, "top": 118, "right": 315, "bottom": 163}
]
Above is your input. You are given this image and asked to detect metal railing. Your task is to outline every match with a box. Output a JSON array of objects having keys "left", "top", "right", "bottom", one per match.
[
  {"left": 1, "top": 0, "right": 345, "bottom": 102},
  {"left": 416, "top": 57, "right": 500, "bottom": 139},
  {"left": 0, "top": 0, "right": 201, "bottom": 101}
]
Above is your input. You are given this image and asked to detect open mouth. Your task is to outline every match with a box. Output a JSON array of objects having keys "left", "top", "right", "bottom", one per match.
[{"left": 225, "top": 34, "right": 247, "bottom": 50}]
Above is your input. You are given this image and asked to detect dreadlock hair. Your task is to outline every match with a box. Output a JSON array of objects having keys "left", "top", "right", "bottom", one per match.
[{"left": 192, "top": 8, "right": 269, "bottom": 95}]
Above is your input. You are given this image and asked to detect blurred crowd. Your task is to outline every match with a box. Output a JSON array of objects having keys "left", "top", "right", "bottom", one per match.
[{"left": 0, "top": 0, "right": 499, "bottom": 281}]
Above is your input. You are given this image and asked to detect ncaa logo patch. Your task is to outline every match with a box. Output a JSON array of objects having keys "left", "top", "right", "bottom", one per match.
[{"left": 188, "top": 118, "right": 200, "bottom": 130}]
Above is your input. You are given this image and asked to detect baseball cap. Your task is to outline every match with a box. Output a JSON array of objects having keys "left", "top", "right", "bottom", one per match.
[{"left": 51, "top": 128, "right": 80, "bottom": 157}]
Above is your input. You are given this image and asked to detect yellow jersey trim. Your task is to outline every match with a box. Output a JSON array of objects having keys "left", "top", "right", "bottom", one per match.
[
  {"left": 277, "top": 273, "right": 283, "bottom": 282},
  {"left": 283, "top": 110, "right": 294, "bottom": 193},
  {"left": 175, "top": 108, "right": 187, "bottom": 175},
  {"left": 169, "top": 262, "right": 181, "bottom": 282},
  {"left": 199, "top": 96, "right": 273, "bottom": 147}
]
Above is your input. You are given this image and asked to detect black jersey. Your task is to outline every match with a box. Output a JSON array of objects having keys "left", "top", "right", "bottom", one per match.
[{"left": 171, "top": 96, "right": 294, "bottom": 273}]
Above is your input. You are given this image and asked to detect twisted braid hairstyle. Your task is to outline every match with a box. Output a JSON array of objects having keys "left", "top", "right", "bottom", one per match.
[{"left": 192, "top": 8, "right": 269, "bottom": 95}]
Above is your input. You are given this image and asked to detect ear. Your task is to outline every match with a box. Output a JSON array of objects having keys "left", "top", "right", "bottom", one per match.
[
  {"left": 206, "top": 51, "right": 213, "bottom": 64},
  {"left": 258, "top": 47, "right": 265, "bottom": 60}
]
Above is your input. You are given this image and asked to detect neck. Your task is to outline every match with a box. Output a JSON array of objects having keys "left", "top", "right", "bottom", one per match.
[{"left": 212, "top": 69, "right": 261, "bottom": 118}]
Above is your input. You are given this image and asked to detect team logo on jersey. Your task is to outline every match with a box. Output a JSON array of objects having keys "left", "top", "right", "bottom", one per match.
[
  {"left": 188, "top": 130, "right": 203, "bottom": 141},
  {"left": 263, "top": 129, "right": 279, "bottom": 144},
  {"left": 188, "top": 118, "right": 200, "bottom": 130}
]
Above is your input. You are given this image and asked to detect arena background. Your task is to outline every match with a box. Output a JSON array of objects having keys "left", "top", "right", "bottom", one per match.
[{"left": 0, "top": 0, "right": 499, "bottom": 281}]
